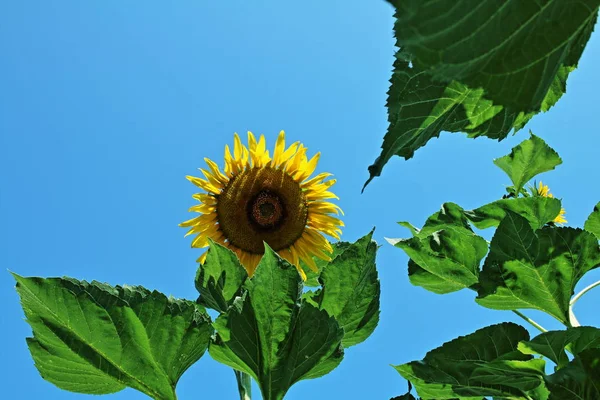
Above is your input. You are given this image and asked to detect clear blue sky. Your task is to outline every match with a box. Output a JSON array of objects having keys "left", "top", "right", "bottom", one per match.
[{"left": 1, "top": 1, "right": 599, "bottom": 399}]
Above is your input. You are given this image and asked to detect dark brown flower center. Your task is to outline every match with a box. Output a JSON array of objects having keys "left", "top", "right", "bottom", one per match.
[
  {"left": 216, "top": 166, "right": 308, "bottom": 254},
  {"left": 248, "top": 190, "right": 285, "bottom": 231}
]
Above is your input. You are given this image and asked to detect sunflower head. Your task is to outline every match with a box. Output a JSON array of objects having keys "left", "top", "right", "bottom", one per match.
[
  {"left": 533, "top": 181, "right": 567, "bottom": 225},
  {"left": 180, "top": 131, "right": 344, "bottom": 279}
]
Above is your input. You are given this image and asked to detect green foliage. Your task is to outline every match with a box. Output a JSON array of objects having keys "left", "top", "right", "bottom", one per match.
[
  {"left": 195, "top": 239, "right": 248, "bottom": 313},
  {"left": 366, "top": 1, "right": 598, "bottom": 186},
  {"left": 394, "top": 323, "right": 546, "bottom": 399},
  {"left": 310, "top": 230, "right": 380, "bottom": 347},
  {"left": 584, "top": 201, "right": 600, "bottom": 240},
  {"left": 465, "top": 196, "right": 562, "bottom": 230},
  {"left": 14, "top": 230, "right": 380, "bottom": 399},
  {"left": 519, "top": 327, "right": 600, "bottom": 369},
  {"left": 477, "top": 212, "right": 600, "bottom": 324},
  {"left": 13, "top": 274, "right": 213, "bottom": 400},
  {"left": 203, "top": 235, "right": 380, "bottom": 399},
  {"left": 390, "top": 135, "right": 600, "bottom": 399},
  {"left": 208, "top": 245, "right": 343, "bottom": 400},
  {"left": 492, "top": 134, "right": 562, "bottom": 195},
  {"left": 392, "top": 203, "right": 488, "bottom": 294}
]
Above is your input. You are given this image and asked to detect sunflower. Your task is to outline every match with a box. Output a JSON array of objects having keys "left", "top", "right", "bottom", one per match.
[
  {"left": 534, "top": 181, "right": 567, "bottom": 225},
  {"left": 180, "top": 131, "right": 343, "bottom": 279}
]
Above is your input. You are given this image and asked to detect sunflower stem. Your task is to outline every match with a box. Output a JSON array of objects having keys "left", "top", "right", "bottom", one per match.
[
  {"left": 569, "top": 279, "right": 600, "bottom": 327},
  {"left": 512, "top": 310, "right": 547, "bottom": 333},
  {"left": 234, "top": 370, "right": 252, "bottom": 400}
]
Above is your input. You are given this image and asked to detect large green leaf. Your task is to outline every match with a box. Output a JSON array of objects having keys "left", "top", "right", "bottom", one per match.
[
  {"left": 493, "top": 134, "right": 562, "bottom": 194},
  {"left": 365, "top": 2, "right": 597, "bottom": 186},
  {"left": 465, "top": 196, "right": 562, "bottom": 230},
  {"left": 387, "top": 0, "right": 599, "bottom": 112},
  {"left": 195, "top": 240, "right": 248, "bottom": 313},
  {"left": 476, "top": 212, "right": 600, "bottom": 324},
  {"left": 209, "top": 246, "right": 344, "bottom": 400},
  {"left": 391, "top": 203, "right": 487, "bottom": 294},
  {"left": 519, "top": 327, "right": 600, "bottom": 369},
  {"left": 311, "top": 230, "right": 380, "bottom": 347},
  {"left": 546, "top": 348, "right": 600, "bottom": 400},
  {"left": 365, "top": 50, "right": 532, "bottom": 187},
  {"left": 14, "top": 274, "right": 213, "bottom": 400},
  {"left": 584, "top": 201, "right": 600, "bottom": 240},
  {"left": 393, "top": 322, "right": 545, "bottom": 399}
]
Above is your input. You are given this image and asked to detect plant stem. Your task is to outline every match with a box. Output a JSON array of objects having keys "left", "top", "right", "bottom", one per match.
[
  {"left": 234, "top": 370, "right": 252, "bottom": 400},
  {"left": 569, "top": 279, "right": 600, "bottom": 327},
  {"left": 512, "top": 310, "right": 547, "bottom": 333}
]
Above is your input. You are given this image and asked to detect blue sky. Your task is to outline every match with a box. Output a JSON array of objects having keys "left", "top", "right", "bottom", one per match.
[{"left": 1, "top": 1, "right": 599, "bottom": 399}]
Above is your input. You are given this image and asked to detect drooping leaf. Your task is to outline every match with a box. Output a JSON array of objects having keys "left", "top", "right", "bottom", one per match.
[
  {"left": 393, "top": 323, "right": 544, "bottom": 399},
  {"left": 365, "top": 2, "right": 597, "bottom": 186},
  {"left": 493, "top": 134, "right": 562, "bottom": 195},
  {"left": 391, "top": 203, "right": 487, "bottom": 294},
  {"left": 407, "top": 260, "right": 466, "bottom": 295},
  {"left": 209, "top": 246, "right": 344, "bottom": 400},
  {"left": 465, "top": 196, "right": 562, "bottom": 230},
  {"left": 386, "top": 0, "right": 599, "bottom": 112},
  {"left": 584, "top": 201, "right": 600, "bottom": 240},
  {"left": 195, "top": 240, "right": 248, "bottom": 313},
  {"left": 476, "top": 212, "right": 600, "bottom": 324},
  {"left": 365, "top": 50, "right": 532, "bottom": 187},
  {"left": 545, "top": 348, "right": 600, "bottom": 400},
  {"left": 519, "top": 327, "right": 600, "bottom": 369},
  {"left": 13, "top": 274, "right": 213, "bottom": 400},
  {"left": 311, "top": 230, "right": 380, "bottom": 347}
]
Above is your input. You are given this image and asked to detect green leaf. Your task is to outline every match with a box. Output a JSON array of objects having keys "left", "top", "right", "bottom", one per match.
[
  {"left": 390, "top": 394, "right": 418, "bottom": 400},
  {"left": 546, "top": 348, "right": 600, "bottom": 400},
  {"left": 13, "top": 274, "right": 212, "bottom": 400},
  {"left": 365, "top": 51, "right": 531, "bottom": 187},
  {"left": 519, "top": 327, "right": 600, "bottom": 369},
  {"left": 476, "top": 212, "right": 600, "bottom": 324},
  {"left": 584, "top": 201, "right": 600, "bottom": 240},
  {"left": 195, "top": 240, "right": 248, "bottom": 313},
  {"left": 407, "top": 260, "right": 466, "bottom": 295},
  {"left": 465, "top": 196, "right": 562, "bottom": 230},
  {"left": 301, "top": 242, "right": 351, "bottom": 288},
  {"left": 493, "top": 134, "right": 562, "bottom": 195},
  {"left": 209, "top": 246, "right": 344, "bottom": 400},
  {"left": 393, "top": 322, "right": 543, "bottom": 399},
  {"left": 311, "top": 230, "right": 380, "bottom": 347},
  {"left": 391, "top": 203, "right": 487, "bottom": 294},
  {"left": 365, "top": 3, "right": 595, "bottom": 187},
  {"left": 387, "top": 0, "right": 599, "bottom": 112}
]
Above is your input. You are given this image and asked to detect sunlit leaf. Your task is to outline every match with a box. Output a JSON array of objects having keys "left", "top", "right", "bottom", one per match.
[
  {"left": 301, "top": 242, "right": 351, "bottom": 288},
  {"left": 519, "top": 327, "right": 600, "bottom": 369},
  {"left": 209, "top": 246, "right": 344, "bottom": 400},
  {"left": 366, "top": 1, "right": 597, "bottom": 186},
  {"left": 195, "top": 240, "right": 248, "bottom": 313},
  {"left": 386, "top": 0, "right": 598, "bottom": 112},
  {"left": 14, "top": 274, "right": 212, "bottom": 399},
  {"left": 476, "top": 212, "right": 600, "bottom": 324},
  {"left": 493, "top": 134, "right": 562, "bottom": 194},
  {"left": 311, "top": 230, "right": 380, "bottom": 347},
  {"left": 391, "top": 203, "right": 487, "bottom": 294},
  {"left": 393, "top": 323, "right": 544, "bottom": 399},
  {"left": 465, "top": 196, "right": 562, "bottom": 230},
  {"left": 584, "top": 201, "right": 600, "bottom": 240}
]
